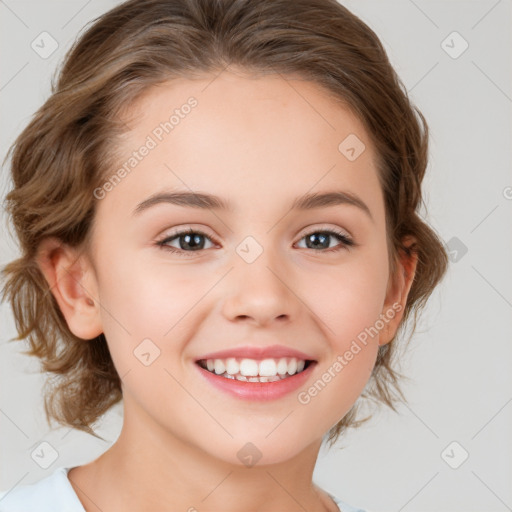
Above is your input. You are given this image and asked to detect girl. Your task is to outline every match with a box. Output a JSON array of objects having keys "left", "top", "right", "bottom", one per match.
[{"left": 0, "top": 0, "right": 448, "bottom": 510}]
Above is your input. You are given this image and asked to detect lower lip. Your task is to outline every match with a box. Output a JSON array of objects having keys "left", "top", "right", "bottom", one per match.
[{"left": 195, "top": 362, "right": 316, "bottom": 401}]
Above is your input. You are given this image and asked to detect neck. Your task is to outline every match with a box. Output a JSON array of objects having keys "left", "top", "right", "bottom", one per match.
[{"left": 68, "top": 398, "right": 337, "bottom": 512}]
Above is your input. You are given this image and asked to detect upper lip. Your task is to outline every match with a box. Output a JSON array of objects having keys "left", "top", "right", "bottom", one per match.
[{"left": 196, "top": 345, "right": 316, "bottom": 361}]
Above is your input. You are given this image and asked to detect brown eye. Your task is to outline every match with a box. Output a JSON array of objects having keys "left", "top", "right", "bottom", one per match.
[
  {"left": 157, "top": 228, "right": 215, "bottom": 256},
  {"left": 296, "top": 229, "right": 354, "bottom": 251}
]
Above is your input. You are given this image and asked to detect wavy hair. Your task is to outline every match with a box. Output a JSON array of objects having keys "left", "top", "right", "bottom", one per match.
[{"left": 1, "top": 0, "right": 449, "bottom": 443}]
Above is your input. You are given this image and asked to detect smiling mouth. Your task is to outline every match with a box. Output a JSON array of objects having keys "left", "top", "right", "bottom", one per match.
[{"left": 196, "top": 357, "right": 315, "bottom": 383}]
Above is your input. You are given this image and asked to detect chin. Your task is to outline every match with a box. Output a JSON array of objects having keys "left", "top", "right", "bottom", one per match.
[{"left": 202, "top": 432, "right": 316, "bottom": 468}]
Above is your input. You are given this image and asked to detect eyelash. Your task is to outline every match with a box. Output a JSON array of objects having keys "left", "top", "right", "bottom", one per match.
[{"left": 155, "top": 227, "right": 355, "bottom": 257}]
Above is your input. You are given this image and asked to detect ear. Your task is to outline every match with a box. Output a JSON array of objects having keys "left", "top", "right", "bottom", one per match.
[
  {"left": 35, "top": 237, "right": 103, "bottom": 340},
  {"left": 378, "top": 236, "right": 418, "bottom": 346}
]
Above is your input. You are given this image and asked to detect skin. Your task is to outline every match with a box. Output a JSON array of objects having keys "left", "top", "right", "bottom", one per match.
[{"left": 37, "top": 68, "right": 417, "bottom": 512}]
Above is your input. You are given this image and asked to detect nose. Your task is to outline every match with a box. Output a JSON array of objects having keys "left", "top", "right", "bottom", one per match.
[{"left": 221, "top": 248, "right": 300, "bottom": 328}]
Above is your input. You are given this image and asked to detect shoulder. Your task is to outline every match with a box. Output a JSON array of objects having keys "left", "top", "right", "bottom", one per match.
[
  {"left": 0, "top": 467, "right": 85, "bottom": 512},
  {"left": 329, "top": 492, "right": 368, "bottom": 512}
]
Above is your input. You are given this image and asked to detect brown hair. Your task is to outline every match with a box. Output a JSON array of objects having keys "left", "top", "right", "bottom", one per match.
[{"left": 1, "top": 0, "right": 448, "bottom": 443}]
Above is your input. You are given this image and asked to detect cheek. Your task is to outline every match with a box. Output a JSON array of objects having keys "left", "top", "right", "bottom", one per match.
[
  {"left": 285, "top": 252, "right": 389, "bottom": 421},
  {"left": 97, "top": 255, "right": 206, "bottom": 327},
  {"left": 304, "top": 253, "right": 390, "bottom": 347},
  {"left": 93, "top": 256, "right": 209, "bottom": 374}
]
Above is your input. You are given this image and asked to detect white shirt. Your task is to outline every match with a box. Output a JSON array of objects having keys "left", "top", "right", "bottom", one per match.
[{"left": 0, "top": 467, "right": 367, "bottom": 511}]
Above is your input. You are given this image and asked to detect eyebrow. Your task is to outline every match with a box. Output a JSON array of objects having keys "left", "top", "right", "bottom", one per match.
[{"left": 133, "top": 190, "right": 373, "bottom": 222}]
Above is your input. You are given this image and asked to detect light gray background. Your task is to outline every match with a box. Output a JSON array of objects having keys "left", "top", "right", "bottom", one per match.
[{"left": 1, "top": 1, "right": 511, "bottom": 511}]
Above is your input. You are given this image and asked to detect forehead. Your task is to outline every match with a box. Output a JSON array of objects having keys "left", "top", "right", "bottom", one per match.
[{"left": 100, "top": 70, "right": 384, "bottom": 224}]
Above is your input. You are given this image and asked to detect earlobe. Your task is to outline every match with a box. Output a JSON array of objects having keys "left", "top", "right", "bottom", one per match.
[
  {"left": 379, "top": 236, "right": 419, "bottom": 346},
  {"left": 36, "top": 237, "right": 103, "bottom": 340}
]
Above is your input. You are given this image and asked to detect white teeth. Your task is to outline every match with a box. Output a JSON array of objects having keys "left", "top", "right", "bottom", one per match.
[
  {"left": 239, "top": 359, "right": 259, "bottom": 377},
  {"left": 258, "top": 359, "right": 277, "bottom": 377},
  {"left": 225, "top": 358, "right": 240, "bottom": 375},
  {"left": 214, "top": 359, "right": 225, "bottom": 375},
  {"left": 276, "top": 358, "right": 288, "bottom": 375},
  {"left": 201, "top": 356, "right": 310, "bottom": 381}
]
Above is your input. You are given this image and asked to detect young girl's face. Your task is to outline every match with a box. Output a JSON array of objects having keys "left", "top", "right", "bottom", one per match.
[{"left": 82, "top": 69, "right": 404, "bottom": 465}]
